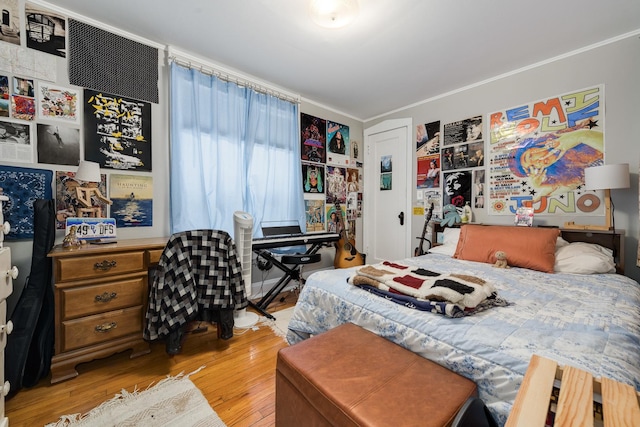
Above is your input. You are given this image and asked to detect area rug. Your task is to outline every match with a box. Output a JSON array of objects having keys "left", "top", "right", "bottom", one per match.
[
  {"left": 262, "top": 307, "right": 295, "bottom": 342},
  {"left": 45, "top": 368, "right": 226, "bottom": 427}
]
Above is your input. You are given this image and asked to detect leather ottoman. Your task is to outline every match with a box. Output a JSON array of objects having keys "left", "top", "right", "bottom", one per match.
[{"left": 276, "top": 322, "right": 477, "bottom": 426}]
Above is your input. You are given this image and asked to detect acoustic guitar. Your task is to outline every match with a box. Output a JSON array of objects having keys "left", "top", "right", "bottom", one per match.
[
  {"left": 332, "top": 199, "right": 365, "bottom": 269},
  {"left": 414, "top": 202, "right": 434, "bottom": 256}
]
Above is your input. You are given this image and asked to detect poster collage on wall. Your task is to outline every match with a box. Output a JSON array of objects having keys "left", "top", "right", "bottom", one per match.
[
  {"left": 301, "top": 113, "right": 362, "bottom": 239},
  {"left": 0, "top": 0, "right": 155, "bottom": 238},
  {"left": 416, "top": 85, "right": 605, "bottom": 227}
]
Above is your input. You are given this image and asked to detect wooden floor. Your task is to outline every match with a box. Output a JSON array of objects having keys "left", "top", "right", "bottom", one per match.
[{"left": 5, "top": 291, "right": 298, "bottom": 427}]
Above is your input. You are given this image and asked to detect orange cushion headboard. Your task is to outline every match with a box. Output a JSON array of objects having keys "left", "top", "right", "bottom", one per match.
[{"left": 453, "top": 225, "right": 560, "bottom": 273}]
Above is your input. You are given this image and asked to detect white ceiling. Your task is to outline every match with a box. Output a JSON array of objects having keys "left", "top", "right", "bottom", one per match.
[{"left": 42, "top": 0, "right": 640, "bottom": 121}]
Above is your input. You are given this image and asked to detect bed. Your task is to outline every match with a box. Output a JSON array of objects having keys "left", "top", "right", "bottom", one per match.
[{"left": 285, "top": 225, "right": 640, "bottom": 426}]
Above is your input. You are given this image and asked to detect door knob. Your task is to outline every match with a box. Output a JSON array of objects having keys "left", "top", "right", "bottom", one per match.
[{"left": 398, "top": 212, "right": 404, "bottom": 225}]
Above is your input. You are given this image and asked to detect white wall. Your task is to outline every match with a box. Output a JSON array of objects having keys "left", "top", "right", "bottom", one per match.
[{"left": 364, "top": 34, "right": 640, "bottom": 282}]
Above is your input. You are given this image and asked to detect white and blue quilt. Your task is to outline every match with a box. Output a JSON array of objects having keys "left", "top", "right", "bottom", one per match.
[{"left": 286, "top": 254, "right": 640, "bottom": 426}]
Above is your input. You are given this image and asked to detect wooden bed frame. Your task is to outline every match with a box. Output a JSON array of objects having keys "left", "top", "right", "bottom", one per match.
[{"left": 430, "top": 223, "right": 625, "bottom": 274}]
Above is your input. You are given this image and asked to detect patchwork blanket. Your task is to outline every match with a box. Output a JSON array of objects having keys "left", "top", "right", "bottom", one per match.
[{"left": 348, "top": 261, "right": 508, "bottom": 317}]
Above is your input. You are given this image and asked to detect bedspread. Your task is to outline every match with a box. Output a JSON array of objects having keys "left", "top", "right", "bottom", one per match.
[{"left": 286, "top": 254, "right": 640, "bottom": 426}]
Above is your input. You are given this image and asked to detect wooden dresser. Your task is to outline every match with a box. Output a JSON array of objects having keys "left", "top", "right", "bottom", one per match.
[{"left": 48, "top": 237, "right": 167, "bottom": 384}]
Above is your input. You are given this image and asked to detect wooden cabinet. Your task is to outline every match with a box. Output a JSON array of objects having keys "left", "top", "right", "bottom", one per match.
[{"left": 48, "top": 237, "right": 167, "bottom": 384}]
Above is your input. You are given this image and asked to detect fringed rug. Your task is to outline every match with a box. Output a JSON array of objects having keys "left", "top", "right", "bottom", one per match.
[
  {"left": 261, "top": 307, "right": 294, "bottom": 343},
  {"left": 46, "top": 368, "right": 226, "bottom": 427}
]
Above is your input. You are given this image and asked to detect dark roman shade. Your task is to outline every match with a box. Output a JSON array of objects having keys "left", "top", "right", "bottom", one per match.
[{"left": 68, "top": 19, "right": 159, "bottom": 104}]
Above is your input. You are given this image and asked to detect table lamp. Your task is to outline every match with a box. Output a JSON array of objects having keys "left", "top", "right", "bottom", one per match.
[
  {"left": 75, "top": 160, "right": 112, "bottom": 217},
  {"left": 564, "top": 163, "right": 630, "bottom": 231}
]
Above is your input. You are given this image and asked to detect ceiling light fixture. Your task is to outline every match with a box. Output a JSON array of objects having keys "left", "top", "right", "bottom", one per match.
[{"left": 309, "top": 0, "right": 359, "bottom": 29}]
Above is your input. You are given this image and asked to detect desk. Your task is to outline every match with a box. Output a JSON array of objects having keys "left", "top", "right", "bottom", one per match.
[{"left": 48, "top": 237, "right": 167, "bottom": 383}]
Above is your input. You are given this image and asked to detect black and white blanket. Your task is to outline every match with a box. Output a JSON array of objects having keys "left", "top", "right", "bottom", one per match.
[
  {"left": 144, "top": 229, "right": 248, "bottom": 341},
  {"left": 348, "top": 261, "right": 508, "bottom": 317}
]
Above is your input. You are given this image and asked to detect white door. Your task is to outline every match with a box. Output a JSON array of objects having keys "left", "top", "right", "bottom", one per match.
[{"left": 363, "top": 119, "right": 412, "bottom": 263}]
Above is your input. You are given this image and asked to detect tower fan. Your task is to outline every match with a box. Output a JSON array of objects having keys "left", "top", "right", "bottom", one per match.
[{"left": 233, "top": 211, "right": 259, "bottom": 328}]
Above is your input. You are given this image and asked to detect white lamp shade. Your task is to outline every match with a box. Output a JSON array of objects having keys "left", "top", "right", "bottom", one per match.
[
  {"left": 75, "top": 160, "right": 101, "bottom": 183},
  {"left": 309, "top": 0, "right": 359, "bottom": 28},
  {"left": 584, "top": 163, "right": 629, "bottom": 191}
]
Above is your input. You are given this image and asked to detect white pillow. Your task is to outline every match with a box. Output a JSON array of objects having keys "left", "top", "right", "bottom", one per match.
[
  {"left": 443, "top": 227, "right": 461, "bottom": 246},
  {"left": 428, "top": 244, "right": 456, "bottom": 257},
  {"left": 554, "top": 242, "right": 616, "bottom": 274},
  {"left": 556, "top": 236, "right": 570, "bottom": 248}
]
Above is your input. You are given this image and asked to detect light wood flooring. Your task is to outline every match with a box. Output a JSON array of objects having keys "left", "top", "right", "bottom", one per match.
[{"left": 6, "top": 292, "right": 298, "bottom": 427}]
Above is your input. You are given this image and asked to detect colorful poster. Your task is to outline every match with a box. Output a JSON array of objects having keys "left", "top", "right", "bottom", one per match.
[
  {"left": 300, "top": 113, "right": 326, "bottom": 163},
  {"left": 326, "top": 202, "right": 345, "bottom": 234},
  {"left": 304, "top": 199, "right": 325, "bottom": 232},
  {"left": 326, "top": 120, "right": 350, "bottom": 166},
  {"left": 302, "top": 163, "right": 324, "bottom": 193},
  {"left": 84, "top": 89, "right": 152, "bottom": 171},
  {"left": 487, "top": 86, "right": 604, "bottom": 216},
  {"left": 326, "top": 166, "right": 346, "bottom": 203},
  {"left": 346, "top": 167, "right": 359, "bottom": 192},
  {"left": 10, "top": 95, "right": 35, "bottom": 121},
  {"left": 37, "top": 82, "right": 80, "bottom": 123},
  {"left": 109, "top": 174, "right": 153, "bottom": 227},
  {"left": 417, "top": 154, "right": 440, "bottom": 189}
]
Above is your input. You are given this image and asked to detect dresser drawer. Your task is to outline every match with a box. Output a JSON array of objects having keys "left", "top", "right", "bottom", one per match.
[
  {"left": 56, "top": 251, "right": 145, "bottom": 282},
  {"left": 147, "top": 249, "right": 163, "bottom": 265},
  {"left": 61, "top": 277, "right": 147, "bottom": 320},
  {"left": 61, "top": 307, "right": 144, "bottom": 352}
]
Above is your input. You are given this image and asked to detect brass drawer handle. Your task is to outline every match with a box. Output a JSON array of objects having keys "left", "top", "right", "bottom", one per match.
[
  {"left": 94, "top": 260, "right": 117, "bottom": 271},
  {"left": 95, "top": 322, "right": 117, "bottom": 333},
  {"left": 95, "top": 292, "right": 117, "bottom": 303}
]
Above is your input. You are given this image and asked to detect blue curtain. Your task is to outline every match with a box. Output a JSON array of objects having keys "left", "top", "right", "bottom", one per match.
[{"left": 170, "top": 62, "right": 304, "bottom": 236}]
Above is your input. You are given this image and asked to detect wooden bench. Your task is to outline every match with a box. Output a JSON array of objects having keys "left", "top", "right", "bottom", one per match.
[{"left": 506, "top": 354, "right": 640, "bottom": 426}]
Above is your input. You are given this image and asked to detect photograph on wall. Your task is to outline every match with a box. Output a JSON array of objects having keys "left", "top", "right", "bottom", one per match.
[
  {"left": 25, "top": 2, "right": 67, "bottom": 58},
  {"left": 109, "top": 174, "right": 153, "bottom": 227},
  {"left": 304, "top": 199, "right": 325, "bottom": 232},
  {"left": 442, "top": 146, "right": 454, "bottom": 171},
  {"left": 300, "top": 112, "right": 326, "bottom": 163},
  {"left": 326, "top": 120, "right": 350, "bottom": 166},
  {"left": 346, "top": 167, "right": 359, "bottom": 192},
  {"left": 36, "top": 123, "right": 79, "bottom": 165},
  {"left": 0, "top": 75, "right": 9, "bottom": 117},
  {"left": 468, "top": 141, "right": 485, "bottom": 167},
  {"left": 0, "top": 0, "right": 20, "bottom": 46},
  {"left": 84, "top": 89, "right": 152, "bottom": 171},
  {"left": 380, "top": 173, "right": 392, "bottom": 190},
  {"left": 424, "top": 189, "right": 442, "bottom": 221},
  {"left": 350, "top": 139, "right": 360, "bottom": 161},
  {"left": 326, "top": 165, "right": 346, "bottom": 203},
  {"left": 443, "top": 115, "right": 483, "bottom": 146},
  {"left": 453, "top": 143, "right": 469, "bottom": 168},
  {"left": 417, "top": 154, "right": 440, "bottom": 189},
  {"left": 55, "top": 170, "right": 108, "bottom": 229},
  {"left": 487, "top": 85, "right": 604, "bottom": 216},
  {"left": 37, "top": 82, "right": 80, "bottom": 123},
  {"left": 302, "top": 163, "right": 324, "bottom": 193},
  {"left": 443, "top": 170, "right": 472, "bottom": 208},
  {"left": 416, "top": 120, "right": 440, "bottom": 157},
  {"left": 13, "top": 76, "right": 35, "bottom": 97},
  {"left": 473, "top": 169, "right": 485, "bottom": 209},
  {"left": 326, "top": 202, "right": 345, "bottom": 234},
  {"left": 0, "top": 119, "right": 33, "bottom": 163},
  {"left": 0, "top": 165, "right": 52, "bottom": 239}
]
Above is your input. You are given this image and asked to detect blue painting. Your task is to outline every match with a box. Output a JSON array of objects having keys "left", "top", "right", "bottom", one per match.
[{"left": 0, "top": 165, "right": 53, "bottom": 239}]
